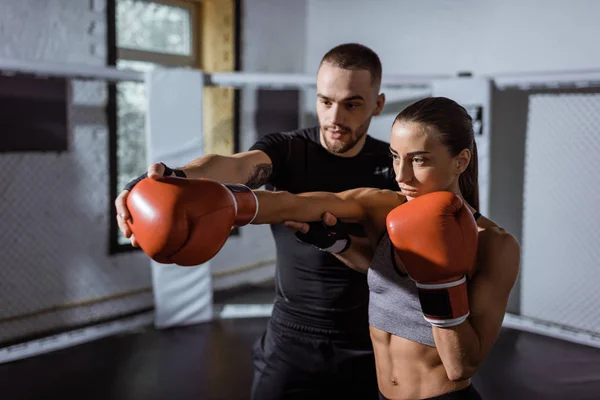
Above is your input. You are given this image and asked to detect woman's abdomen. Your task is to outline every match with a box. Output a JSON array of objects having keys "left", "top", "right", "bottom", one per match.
[{"left": 370, "top": 326, "right": 470, "bottom": 399}]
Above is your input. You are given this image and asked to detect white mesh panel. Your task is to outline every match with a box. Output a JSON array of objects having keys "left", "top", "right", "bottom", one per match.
[
  {"left": 0, "top": 79, "right": 152, "bottom": 345},
  {"left": 521, "top": 93, "right": 600, "bottom": 334}
]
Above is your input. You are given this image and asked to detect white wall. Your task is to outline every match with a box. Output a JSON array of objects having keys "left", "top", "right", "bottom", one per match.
[
  {"left": 306, "top": 0, "right": 600, "bottom": 76},
  {"left": 303, "top": 0, "right": 600, "bottom": 143},
  {"left": 0, "top": 0, "right": 153, "bottom": 345}
]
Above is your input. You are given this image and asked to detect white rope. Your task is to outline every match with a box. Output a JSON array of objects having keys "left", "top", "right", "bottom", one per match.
[
  {"left": 0, "top": 58, "right": 145, "bottom": 82},
  {"left": 3, "top": 58, "right": 600, "bottom": 90},
  {"left": 0, "top": 58, "right": 441, "bottom": 89}
]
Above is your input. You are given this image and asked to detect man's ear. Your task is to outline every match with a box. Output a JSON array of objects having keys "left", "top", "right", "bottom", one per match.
[{"left": 373, "top": 92, "right": 386, "bottom": 116}]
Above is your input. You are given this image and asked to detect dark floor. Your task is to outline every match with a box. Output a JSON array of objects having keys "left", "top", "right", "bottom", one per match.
[
  {"left": 1, "top": 285, "right": 600, "bottom": 400},
  {"left": 0, "top": 318, "right": 267, "bottom": 400}
]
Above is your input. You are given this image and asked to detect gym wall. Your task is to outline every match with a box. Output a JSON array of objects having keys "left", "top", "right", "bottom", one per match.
[
  {"left": 0, "top": 0, "right": 304, "bottom": 347},
  {"left": 304, "top": 0, "right": 600, "bottom": 143},
  {"left": 304, "top": 0, "right": 600, "bottom": 336}
]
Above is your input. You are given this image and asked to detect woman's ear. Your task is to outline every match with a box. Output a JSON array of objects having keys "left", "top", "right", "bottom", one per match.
[{"left": 456, "top": 148, "right": 471, "bottom": 174}]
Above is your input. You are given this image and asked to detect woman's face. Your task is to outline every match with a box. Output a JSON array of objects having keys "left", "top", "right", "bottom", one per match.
[{"left": 389, "top": 121, "right": 469, "bottom": 201}]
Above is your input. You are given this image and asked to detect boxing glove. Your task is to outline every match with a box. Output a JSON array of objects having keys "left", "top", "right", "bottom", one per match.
[
  {"left": 386, "top": 192, "right": 478, "bottom": 327},
  {"left": 126, "top": 177, "right": 258, "bottom": 266}
]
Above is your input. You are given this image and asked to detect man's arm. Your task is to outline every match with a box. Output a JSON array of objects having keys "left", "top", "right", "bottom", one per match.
[
  {"left": 432, "top": 230, "right": 521, "bottom": 381},
  {"left": 180, "top": 150, "right": 273, "bottom": 188}
]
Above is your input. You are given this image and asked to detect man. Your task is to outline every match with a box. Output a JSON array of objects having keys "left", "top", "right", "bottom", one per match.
[{"left": 115, "top": 43, "right": 398, "bottom": 399}]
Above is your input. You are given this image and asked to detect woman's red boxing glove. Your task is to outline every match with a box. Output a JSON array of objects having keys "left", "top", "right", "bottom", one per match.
[
  {"left": 386, "top": 192, "right": 479, "bottom": 327},
  {"left": 126, "top": 177, "right": 258, "bottom": 266}
]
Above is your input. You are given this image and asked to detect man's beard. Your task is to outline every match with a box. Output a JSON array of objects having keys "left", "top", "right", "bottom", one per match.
[
  {"left": 321, "top": 123, "right": 369, "bottom": 154},
  {"left": 323, "top": 132, "right": 362, "bottom": 153}
]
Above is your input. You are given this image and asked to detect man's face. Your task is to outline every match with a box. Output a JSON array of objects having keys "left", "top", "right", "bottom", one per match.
[{"left": 315, "top": 62, "right": 384, "bottom": 154}]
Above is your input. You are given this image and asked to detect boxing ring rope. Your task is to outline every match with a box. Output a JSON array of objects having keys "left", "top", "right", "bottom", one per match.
[
  {"left": 3, "top": 58, "right": 600, "bottom": 89},
  {"left": 0, "top": 58, "right": 145, "bottom": 82},
  {"left": 2, "top": 58, "right": 600, "bottom": 365},
  {"left": 0, "top": 58, "right": 445, "bottom": 90}
]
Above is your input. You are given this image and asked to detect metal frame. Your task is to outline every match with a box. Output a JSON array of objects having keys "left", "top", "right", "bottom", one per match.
[
  {"left": 117, "top": 48, "right": 196, "bottom": 67},
  {"left": 489, "top": 69, "right": 600, "bottom": 90},
  {"left": 502, "top": 313, "right": 600, "bottom": 349}
]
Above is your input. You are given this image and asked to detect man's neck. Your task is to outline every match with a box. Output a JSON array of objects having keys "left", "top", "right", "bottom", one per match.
[{"left": 319, "top": 130, "right": 368, "bottom": 158}]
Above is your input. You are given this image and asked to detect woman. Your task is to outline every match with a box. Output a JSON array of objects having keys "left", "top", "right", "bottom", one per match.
[{"left": 249, "top": 97, "right": 521, "bottom": 399}]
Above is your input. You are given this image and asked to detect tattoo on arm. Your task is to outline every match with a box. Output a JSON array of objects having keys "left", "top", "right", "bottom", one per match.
[{"left": 245, "top": 163, "right": 273, "bottom": 188}]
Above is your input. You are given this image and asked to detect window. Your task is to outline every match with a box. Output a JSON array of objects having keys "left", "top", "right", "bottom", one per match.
[
  {"left": 108, "top": 0, "right": 240, "bottom": 253},
  {"left": 112, "top": 0, "right": 198, "bottom": 249}
]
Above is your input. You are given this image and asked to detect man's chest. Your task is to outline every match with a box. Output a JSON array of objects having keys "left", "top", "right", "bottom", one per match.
[{"left": 275, "top": 152, "right": 393, "bottom": 194}]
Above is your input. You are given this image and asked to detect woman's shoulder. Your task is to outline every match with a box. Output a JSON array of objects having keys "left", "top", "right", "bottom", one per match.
[{"left": 476, "top": 216, "right": 521, "bottom": 268}]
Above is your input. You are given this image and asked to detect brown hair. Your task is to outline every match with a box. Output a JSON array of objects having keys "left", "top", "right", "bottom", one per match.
[
  {"left": 319, "top": 43, "right": 382, "bottom": 89},
  {"left": 393, "top": 97, "right": 479, "bottom": 210}
]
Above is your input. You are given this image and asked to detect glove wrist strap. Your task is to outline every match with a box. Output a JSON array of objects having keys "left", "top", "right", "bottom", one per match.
[
  {"left": 223, "top": 184, "right": 258, "bottom": 226},
  {"left": 163, "top": 164, "right": 186, "bottom": 178},
  {"left": 123, "top": 163, "right": 186, "bottom": 192},
  {"left": 416, "top": 275, "right": 470, "bottom": 328},
  {"left": 321, "top": 237, "right": 351, "bottom": 254}
]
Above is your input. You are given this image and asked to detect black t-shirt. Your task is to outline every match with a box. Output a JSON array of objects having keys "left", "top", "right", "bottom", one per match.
[{"left": 249, "top": 126, "right": 397, "bottom": 335}]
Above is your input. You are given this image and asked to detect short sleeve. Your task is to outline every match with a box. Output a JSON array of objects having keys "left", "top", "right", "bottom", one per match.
[
  {"left": 249, "top": 132, "right": 293, "bottom": 183},
  {"left": 385, "top": 165, "right": 398, "bottom": 190}
]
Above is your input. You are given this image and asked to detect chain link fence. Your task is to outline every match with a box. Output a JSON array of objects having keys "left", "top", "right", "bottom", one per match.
[
  {"left": 0, "top": 77, "right": 153, "bottom": 347},
  {"left": 520, "top": 90, "right": 600, "bottom": 335}
]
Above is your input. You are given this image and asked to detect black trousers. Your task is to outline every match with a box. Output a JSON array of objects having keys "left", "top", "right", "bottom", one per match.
[
  {"left": 251, "top": 316, "right": 379, "bottom": 400},
  {"left": 379, "top": 385, "right": 483, "bottom": 400}
]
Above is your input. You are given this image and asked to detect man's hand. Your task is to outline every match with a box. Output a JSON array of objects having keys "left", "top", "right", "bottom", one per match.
[
  {"left": 285, "top": 212, "right": 351, "bottom": 254},
  {"left": 115, "top": 162, "right": 186, "bottom": 247},
  {"left": 284, "top": 212, "right": 338, "bottom": 234},
  {"left": 285, "top": 212, "right": 373, "bottom": 273}
]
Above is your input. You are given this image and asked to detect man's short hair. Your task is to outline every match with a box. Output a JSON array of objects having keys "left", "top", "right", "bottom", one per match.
[{"left": 319, "top": 43, "right": 383, "bottom": 89}]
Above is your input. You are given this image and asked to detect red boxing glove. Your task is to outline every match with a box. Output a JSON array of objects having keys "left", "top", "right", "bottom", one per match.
[
  {"left": 386, "top": 192, "right": 478, "bottom": 327},
  {"left": 126, "top": 177, "right": 258, "bottom": 266}
]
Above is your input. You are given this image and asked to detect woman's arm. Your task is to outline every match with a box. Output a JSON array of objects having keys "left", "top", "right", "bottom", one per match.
[
  {"left": 251, "top": 188, "right": 381, "bottom": 225},
  {"left": 432, "top": 228, "right": 521, "bottom": 381}
]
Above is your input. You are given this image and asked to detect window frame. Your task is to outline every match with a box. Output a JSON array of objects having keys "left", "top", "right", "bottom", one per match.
[{"left": 116, "top": 0, "right": 198, "bottom": 67}]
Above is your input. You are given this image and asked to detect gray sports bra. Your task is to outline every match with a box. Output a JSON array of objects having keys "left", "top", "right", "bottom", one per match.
[{"left": 367, "top": 211, "right": 481, "bottom": 347}]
